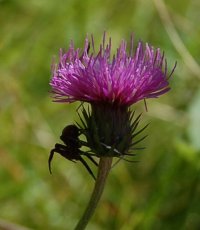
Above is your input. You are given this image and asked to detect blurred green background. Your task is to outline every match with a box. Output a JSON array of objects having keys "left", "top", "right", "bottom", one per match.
[{"left": 1, "top": 0, "right": 200, "bottom": 229}]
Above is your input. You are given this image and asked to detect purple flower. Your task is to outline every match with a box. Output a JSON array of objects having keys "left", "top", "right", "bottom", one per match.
[
  {"left": 50, "top": 33, "right": 176, "bottom": 106},
  {"left": 50, "top": 33, "right": 176, "bottom": 159}
]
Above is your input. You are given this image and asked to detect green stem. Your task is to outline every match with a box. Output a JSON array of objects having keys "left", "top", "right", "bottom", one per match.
[{"left": 75, "top": 157, "right": 113, "bottom": 230}]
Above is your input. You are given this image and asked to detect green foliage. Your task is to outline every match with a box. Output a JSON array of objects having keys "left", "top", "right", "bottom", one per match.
[{"left": 0, "top": 0, "right": 200, "bottom": 229}]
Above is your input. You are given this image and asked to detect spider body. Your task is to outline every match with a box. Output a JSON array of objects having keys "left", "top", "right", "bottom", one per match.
[{"left": 49, "top": 125, "right": 98, "bottom": 180}]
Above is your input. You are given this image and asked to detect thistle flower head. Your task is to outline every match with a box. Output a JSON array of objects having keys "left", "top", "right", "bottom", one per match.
[
  {"left": 50, "top": 33, "right": 175, "bottom": 106},
  {"left": 50, "top": 33, "right": 176, "bottom": 158}
]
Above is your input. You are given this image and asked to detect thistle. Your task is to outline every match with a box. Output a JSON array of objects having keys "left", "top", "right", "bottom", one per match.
[{"left": 49, "top": 33, "right": 176, "bottom": 229}]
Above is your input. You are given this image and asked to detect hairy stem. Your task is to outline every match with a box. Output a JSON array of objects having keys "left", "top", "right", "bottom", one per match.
[{"left": 75, "top": 157, "right": 113, "bottom": 230}]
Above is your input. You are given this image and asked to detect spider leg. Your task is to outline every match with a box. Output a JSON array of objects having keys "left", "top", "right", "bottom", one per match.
[
  {"left": 84, "top": 152, "right": 99, "bottom": 166},
  {"left": 49, "top": 145, "right": 78, "bottom": 174},
  {"left": 54, "top": 144, "right": 78, "bottom": 162},
  {"left": 48, "top": 148, "right": 56, "bottom": 174},
  {"left": 54, "top": 143, "right": 67, "bottom": 150},
  {"left": 79, "top": 156, "right": 96, "bottom": 180}
]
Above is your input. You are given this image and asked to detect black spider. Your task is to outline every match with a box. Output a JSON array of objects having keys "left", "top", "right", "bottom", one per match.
[{"left": 48, "top": 125, "right": 98, "bottom": 180}]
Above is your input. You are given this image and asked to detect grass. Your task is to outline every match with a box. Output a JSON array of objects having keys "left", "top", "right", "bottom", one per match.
[{"left": 0, "top": 0, "right": 200, "bottom": 229}]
